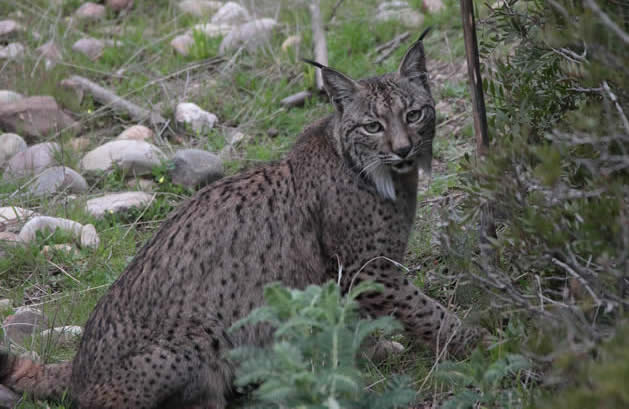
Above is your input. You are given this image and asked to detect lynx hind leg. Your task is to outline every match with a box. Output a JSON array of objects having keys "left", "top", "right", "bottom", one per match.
[{"left": 75, "top": 343, "right": 233, "bottom": 409}]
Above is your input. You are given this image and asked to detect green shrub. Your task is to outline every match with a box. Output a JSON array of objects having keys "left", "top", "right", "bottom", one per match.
[{"left": 229, "top": 280, "right": 416, "bottom": 409}]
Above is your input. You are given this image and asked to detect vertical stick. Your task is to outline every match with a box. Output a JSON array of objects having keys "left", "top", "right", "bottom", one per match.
[
  {"left": 310, "top": 0, "right": 329, "bottom": 92},
  {"left": 460, "top": 0, "right": 489, "bottom": 157},
  {"left": 459, "top": 0, "right": 497, "bottom": 252}
]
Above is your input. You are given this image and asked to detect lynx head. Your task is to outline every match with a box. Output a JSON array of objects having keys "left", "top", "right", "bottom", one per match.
[{"left": 308, "top": 29, "right": 435, "bottom": 200}]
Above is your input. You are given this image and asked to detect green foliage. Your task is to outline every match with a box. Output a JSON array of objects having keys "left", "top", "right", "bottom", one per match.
[
  {"left": 229, "top": 281, "right": 415, "bottom": 409},
  {"left": 434, "top": 351, "right": 531, "bottom": 409},
  {"left": 540, "top": 321, "right": 629, "bottom": 409}
]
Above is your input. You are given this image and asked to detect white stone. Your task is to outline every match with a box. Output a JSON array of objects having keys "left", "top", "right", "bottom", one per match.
[
  {"left": 74, "top": 2, "right": 106, "bottom": 20},
  {"left": 19, "top": 216, "right": 83, "bottom": 243},
  {"left": 220, "top": 18, "right": 277, "bottom": 54},
  {"left": 28, "top": 166, "right": 88, "bottom": 196},
  {"left": 3, "top": 142, "right": 59, "bottom": 180},
  {"left": 170, "top": 33, "right": 194, "bottom": 56},
  {"left": 80, "top": 140, "right": 166, "bottom": 175},
  {"left": 0, "top": 20, "right": 22, "bottom": 39},
  {"left": 423, "top": 0, "right": 445, "bottom": 13},
  {"left": 116, "top": 124, "right": 154, "bottom": 141},
  {"left": 178, "top": 0, "right": 223, "bottom": 16},
  {"left": 0, "top": 43, "right": 25, "bottom": 60},
  {"left": 0, "top": 133, "right": 27, "bottom": 167},
  {"left": 0, "top": 90, "right": 23, "bottom": 104},
  {"left": 281, "top": 35, "right": 301, "bottom": 52},
  {"left": 175, "top": 102, "right": 218, "bottom": 133},
  {"left": 211, "top": 2, "right": 250, "bottom": 25},
  {"left": 40, "top": 325, "right": 82, "bottom": 345},
  {"left": 86, "top": 192, "right": 154, "bottom": 218},
  {"left": 72, "top": 37, "right": 104, "bottom": 60},
  {"left": 190, "top": 23, "right": 232, "bottom": 38},
  {"left": 80, "top": 224, "right": 99, "bottom": 248},
  {"left": 0, "top": 207, "right": 36, "bottom": 225}
]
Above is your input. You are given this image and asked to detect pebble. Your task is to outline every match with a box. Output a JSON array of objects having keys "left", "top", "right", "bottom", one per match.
[
  {"left": 115, "top": 124, "right": 154, "bottom": 142},
  {"left": 219, "top": 18, "right": 278, "bottom": 54},
  {"left": 211, "top": 2, "right": 251, "bottom": 25},
  {"left": 170, "top": 149, "right": 224, "bottom": 188},
  {"left": 0, "top": 43, "right": 25, "bottom": 60},
  {"left": 177, "top": 0, "right": 223, "bottom": 16},
  {"left": 28, "top": 166, "right": 88, "bottom": 197},
  {"left": 170, "top": 33, "right": 194, "bottom": 56},
  {"left": 74, "top": 2, "right": 106, "bottom": 21},
  {"left": 2, "top": 142, "right": 59, "bottom": 180},
  {"left": 72, "top": 37, "right": 105, "bottom": 60},
  {"left": 85, "top": 192, "right": 154, "bottom": 218},
  {"left": 0, "top": 133, "right": 27, "bottom": 167},
  {"left": 80, "top": 140, "right": 166, "bottom": 175},
  {"left": 175, "top": 102, "right": 218, "bottom": 134}
]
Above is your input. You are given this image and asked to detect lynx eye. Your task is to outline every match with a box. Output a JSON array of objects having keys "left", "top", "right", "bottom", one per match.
[
  {"left": 406, "top": 109, "right": 424, "bottom": 124},
  {"left": 363, "top": 122, "right": 383, "bottom": 134}
]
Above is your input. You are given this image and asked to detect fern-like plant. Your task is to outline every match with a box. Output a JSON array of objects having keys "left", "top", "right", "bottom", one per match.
[{"left": 229, "top": 280, "right": 416, "bottom": 409}]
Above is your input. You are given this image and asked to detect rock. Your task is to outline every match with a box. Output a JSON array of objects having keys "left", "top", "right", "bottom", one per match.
[
  {"left": 190, "top": 23, "right": 232, "bottom": 38},
  {"left": 0, "top": 96, "right": 78, "bottom": 143},
  {"left": 106, "top": 0, "right": 134, "bottom": 11},
  {"left": 2, "top": 306, "right": 49, "bottom": 346},
  {"left": 211, "top": 2, "right": 251, "bottom": 25},
  {"left": 3, "top": 142, "right": 59, "bottom": 180},
  {"left": 0, "top": 208, "right": 36, "bottom": 228},
  {"left": 18, "top": 216, "right": 99, "bottom": 249},
  {"left": 80, "top": 140, "right": 166, "bottom": 175},
  {"left": 74, "top": 2, "right": 106, "bottom": 21},
  {"left": 170, "top": 149, "right": 223, "bottom": 188},
  {"left": 267, "top": 127, "right": 279, "bottom": 138},
  {"left": 219, "top": 128, "right": 247, "bottom": 159},
  {"left": 423, "top": 0, "right": 445, "bottom": 13},
  {"left": 41, "top": 244, "right": 76, "bottom": 259},
  {"left": 72, "top": 37, "right": 105, "bottom": 60},
  {"left": 36, "top": 40, "right": 62, "bottom": 70},
  {"left": 39, "top": 325, "right": 82, "bottom": 345},
  {"left": 178, "top": 0, "right": 223, "bottom": 16},
  {"left": 0, "top": 133, "right": 27, "bottom": 167},
  {"left": 0, "top": 90, "right": 23, "bottom": 104},
  {"left": 170, "top": 33, "right": 194, "bottom": 56},
  {"left": 375, "top": 2, "right": 425, "bottom": 27},
  {"left": 0, "top": 42, "right": 25, "bottom": 60},
  {"left": 28, "top": 166, "right": 88, "bottom": 197},
  {"left": 175, "top": 102, "right": 218, "bottom": 133},
  {"left": 0, "top": 20, "right": 22, "bottom": 39},
  {"left": 70, "top": 136, "right": 91, "bottom": 152},
  {"left": 220, "top": 18, "right": 277, "bottom": 54},
  {"left": 86, "top": 192, "right": 153, "bottom": 218},
  {"left": 126, "top": 178, "right": 155, "bottom": 191},
  {"left": 0, "top": 299, "right": 11, "bottom": 310},
  {"left": 364, "top": 339, "right": 405, "bottom": 364},
  {"left": 115, "top": 124, "right": 153, "bottom": 141},
  {"left": 80, "top": 224, "right": 99, "bottom": 248},
  {"left": 0, "top": 232, "right": 21, "bottom": 248},
  {"left": 281, "top": 35, "right": 301, "bottom": 52}
]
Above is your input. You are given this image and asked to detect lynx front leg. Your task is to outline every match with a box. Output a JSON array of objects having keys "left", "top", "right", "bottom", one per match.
[{"left": 346, "top": 260, "right": 485, "bottom": 357}]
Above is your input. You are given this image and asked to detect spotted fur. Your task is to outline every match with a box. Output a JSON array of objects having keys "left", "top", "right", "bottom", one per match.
[{"left": 0, "top": 33, "right": 484, "bottom": 409}]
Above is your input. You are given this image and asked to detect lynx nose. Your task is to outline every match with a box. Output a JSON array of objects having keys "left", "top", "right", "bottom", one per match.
[{"left": 393, "top": 145, "right": 412, "bottom": 158}]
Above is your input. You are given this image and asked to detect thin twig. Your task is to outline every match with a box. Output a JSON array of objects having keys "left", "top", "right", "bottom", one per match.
[
  {"left": 584, "top": 0, "right": 629, "bottom": 45},
  {"left": 602, "top": 81, "right": 629, "bottom": 134}
]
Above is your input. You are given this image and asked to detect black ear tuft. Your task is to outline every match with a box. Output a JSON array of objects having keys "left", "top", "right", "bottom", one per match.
[
  {"left": 398, "top": 27, "right": 432, "bottom": 87},
  {"left": 302, "top": 59, "right": 361, "bottom": 112}
]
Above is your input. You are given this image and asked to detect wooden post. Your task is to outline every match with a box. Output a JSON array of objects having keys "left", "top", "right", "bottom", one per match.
[
  {"left": 460, "top": 0, "right": 489, "bottom": 157},
  {"left": 459, "top": 0, "right": 497, "bottom": 253},
  {"left": 310, "top": 0, "right": 329, "bottom": 92}
]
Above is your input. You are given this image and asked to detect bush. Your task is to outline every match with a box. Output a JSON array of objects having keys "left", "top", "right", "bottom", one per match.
[
  {"left": 438, "top": 0, "right": 628, "bottom": 398},
  {"left": 229, "top": 280, "right": 416, "bottom": 409}
]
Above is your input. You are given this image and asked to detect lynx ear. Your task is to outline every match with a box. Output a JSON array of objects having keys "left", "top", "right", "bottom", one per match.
[
  {"left": 303, "top": 59, "right": 361, "bottom": 112},
  {"left": 398, "top": 27, "right": 432, "bottom": 87}
]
